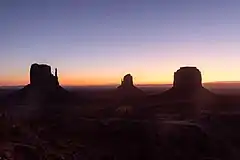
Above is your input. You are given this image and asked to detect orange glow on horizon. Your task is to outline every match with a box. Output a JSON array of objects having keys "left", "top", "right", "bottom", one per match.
[
  {"left": 0, "top": 76, "right": 173, "bottom": 86},
  {"left": 1, "top": 74, "right": 240, "bottom": 86},
  {"left": 1, "top": 65, "right": 240, "bottom": 86}
]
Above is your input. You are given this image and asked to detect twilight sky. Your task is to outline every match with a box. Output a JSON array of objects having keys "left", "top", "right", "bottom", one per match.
[{"left": 1, "top": 0, "right": 240, "bottom": 86}]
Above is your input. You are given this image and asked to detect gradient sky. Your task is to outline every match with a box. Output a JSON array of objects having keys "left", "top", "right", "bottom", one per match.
[{"left": 1, "top": 0, "right": 240, "bottom": 86}]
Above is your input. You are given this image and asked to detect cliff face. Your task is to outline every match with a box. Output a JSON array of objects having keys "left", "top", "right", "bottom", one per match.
[
  {"left": 118, "top": 74, "right": 134, "bottom": 89},
  {"left": 26, "top": 63, "right": 64, "bottom": 105},
  {"left": 136, "top": 67, "right": 216, "bottom": 120},
  {"left": 116, "top": 74, "right": 145, "bottom": 99},
  {"left": 30, "top": 63, "right": 59, "bottom": 90},
  {"left": 159, "top": 67, "right": 216, "bottom": 112},
  {"left": 7, "top": 63, "right": 71, "bottom": 106},
  {"left": 173, "top": 67, "right": 202, "bottom": 91}
]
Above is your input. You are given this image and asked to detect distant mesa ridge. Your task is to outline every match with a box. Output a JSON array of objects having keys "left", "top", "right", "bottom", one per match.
[
  {"left": 116, "top": 74, "right": 145, "bottom": 97},
  {"left": 118, "top": 74, "right": 134, "bottom": 88},
  {"left": 3, "top": 64, "right": 219, "bottom": 107},
  {"left": 149, "top": 66, "right": 218, "bottom": 114},
  {"left": 30, "top": 63, "right": 59, "bottom": 89},
  {"left": 173, "top": 66, "right": 202, "bottom": 91},
  {"left": 7, "top": 63, "right": 71, "bottom": 105},
  {"left": 160, "top": 66, "right": 214, "bottom": 99}
]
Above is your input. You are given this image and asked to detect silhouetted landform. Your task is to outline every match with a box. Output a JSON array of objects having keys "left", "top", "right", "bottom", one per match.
[
  {"left": 30, "top": 63, "right": 59, "bottom": 89},
  {"left": 118, "top": 74, "right": 134, "bottom": 87},
  {"left": 161, "top": 67, "right": 215, "bottom": 99},
  {"left": 112, "top": 74, "right": 146, "bottom": 111},
  {"left": 98, "top": 74, "right": 147, "bottom": 118},
  {"left": 116, "top": 74, "right": 145, "bottom": 98},
  {"left": 173, "top": 66, "right": 202, "bottom": 91},
  {"left": 145, "top": 67, "right": 217, "bottom": 119},
  {"left": 5, "top": 63, "right": 72, "bottom": 106},
  {"left": 2, "top": 64, "right": 240, "bottom": 159}
]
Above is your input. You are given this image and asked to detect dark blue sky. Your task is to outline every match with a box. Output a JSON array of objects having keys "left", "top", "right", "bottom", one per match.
[{"left": 1, "top": 0, "right": 240, "bottom": 85}]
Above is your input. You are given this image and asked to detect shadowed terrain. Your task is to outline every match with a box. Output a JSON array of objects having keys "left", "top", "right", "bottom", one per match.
[{"left": 0, "top": 64, "right": 240, "bottom": 159}]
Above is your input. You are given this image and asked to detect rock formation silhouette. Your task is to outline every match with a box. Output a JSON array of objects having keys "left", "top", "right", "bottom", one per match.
[
  {"left": 7, "top": 63, "right": 71, "bottom": 106},
  {"left": 118, "top": 74, "right": 134, "bottom": 88},
  {"left": 163, "top": 67, "right": 212, "bottom": 96},
  {"left": 116, "top": 74, "right": 145, "bottom": 97},
  {"left": 155, "top": 67, "right": 217, "bottom": 116},
  {"left": 173, "top": 67, "right": 202, "bottom": 91},
  {"left": 30, "top": 63, "right": 59, "bottom": 90},
  {"left": 114, "top": 74, "right": 145, "bottom": 108}
]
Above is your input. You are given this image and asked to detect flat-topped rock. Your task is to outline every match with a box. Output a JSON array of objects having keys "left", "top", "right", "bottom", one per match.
[
  {"left": 6, "top": 63, "right": 71, "bottom": 106},
  {"left": 173, "top": 67, "right": 202, "bottom": 91},
  {"left": 154, "top": 67, "right": 217, "bottom": 114},
  {"left": 30, "top": 63, "right": 59, "bottom": 89}
]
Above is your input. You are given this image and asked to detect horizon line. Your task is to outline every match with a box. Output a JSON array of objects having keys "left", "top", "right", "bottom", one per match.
[{"left": 2, "top": 81, "right": 240, "bottom": 88}]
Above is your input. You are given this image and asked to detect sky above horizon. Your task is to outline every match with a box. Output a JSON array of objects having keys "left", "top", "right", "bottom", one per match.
[{"left": 1, "top": 0, "right": 240, "bottom": 86}]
